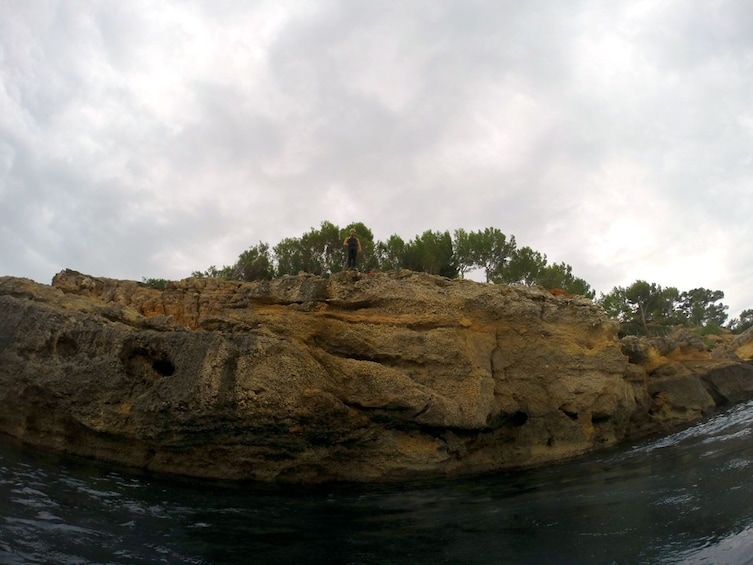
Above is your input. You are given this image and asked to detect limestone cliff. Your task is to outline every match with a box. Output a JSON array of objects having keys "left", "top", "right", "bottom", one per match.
[{"left": 1, "top": 269, "right": 752, "bottom": 484}]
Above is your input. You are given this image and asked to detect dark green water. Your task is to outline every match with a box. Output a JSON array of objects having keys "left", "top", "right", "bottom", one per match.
[{"left": 3, "top": 401, "right": 753, "bottom": 564}]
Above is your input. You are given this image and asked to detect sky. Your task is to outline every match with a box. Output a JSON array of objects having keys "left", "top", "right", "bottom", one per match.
[{"left": 1, "top": 0, "right": 752, "bottom": 318}]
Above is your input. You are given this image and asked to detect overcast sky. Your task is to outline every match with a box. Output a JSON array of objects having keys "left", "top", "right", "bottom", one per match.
[{"left": 2, "top": 1, "right": 752, "bottom": 317}]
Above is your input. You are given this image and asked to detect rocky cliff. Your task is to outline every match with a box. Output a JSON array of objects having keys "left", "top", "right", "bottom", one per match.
[{"left": 1, "top": 269, "right": 753, "bottom": 484}]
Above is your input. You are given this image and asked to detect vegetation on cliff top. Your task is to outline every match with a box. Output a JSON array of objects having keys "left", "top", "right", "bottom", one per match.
[
  {"left": 144, "top": 220, "right": 748, "bottom": 338},
  {"left": 191, "top": 220, "right": 594, "bottom": 297},
  {"left": 597, "top": 280, "right": 745, "bottom": 338}
]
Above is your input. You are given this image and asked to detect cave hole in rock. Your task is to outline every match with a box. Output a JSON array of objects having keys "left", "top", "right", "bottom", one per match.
[
  {"left": 511, "top": 411, "right": 528, "bottom": 427},
  {"left": 120, "top": 343, "right": 176, "bottom": 380},
  {"left": 591, "top": 413, "right": 611, "bottom": 425},
  {"left": 152, "top": 359, "right": 176, "bottom": 377},
  {"left": 55, "top": 335, "right": 79, "bottom": 358},
  {"left": 561, "top": 408, "right": 579, "bottom": 421}
]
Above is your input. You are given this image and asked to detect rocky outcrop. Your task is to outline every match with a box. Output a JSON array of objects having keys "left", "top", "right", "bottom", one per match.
[
  {"left": 619, "top": 327, "right": 753, "bottom": 436},
  {"left": 1, "top": 269, "right": 752, "bottom": 484}
]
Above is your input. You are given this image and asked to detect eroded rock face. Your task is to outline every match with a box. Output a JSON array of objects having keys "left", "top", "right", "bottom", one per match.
[
  {"left": 618, "top": 328, "right": 753, "bottom": 437},
  {"left": 1, "top": 269, "right": 752, "bottom": 484}
]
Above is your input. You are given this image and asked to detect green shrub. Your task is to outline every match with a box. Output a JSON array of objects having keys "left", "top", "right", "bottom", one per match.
[{"left": 142, "top": 277, "right": 168, "bottom": 290}]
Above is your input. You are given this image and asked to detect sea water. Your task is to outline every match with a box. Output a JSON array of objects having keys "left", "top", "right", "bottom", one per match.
[{"left": 3, "top": 400, "right": 753, "bottom": 564}]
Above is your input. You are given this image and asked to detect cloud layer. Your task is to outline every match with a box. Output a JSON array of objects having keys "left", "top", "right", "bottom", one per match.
[{"left": 2, "top": 0, "right": 752, "bottom": 316}]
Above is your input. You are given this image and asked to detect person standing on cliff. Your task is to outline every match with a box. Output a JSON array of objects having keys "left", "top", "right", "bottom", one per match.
[{"left": 343, "top": 229, "right": 362, "bottom": 270}]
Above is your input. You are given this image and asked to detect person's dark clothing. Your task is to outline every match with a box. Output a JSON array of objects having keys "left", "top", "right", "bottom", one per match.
[{"left": 346, "top": 236, "right": 359, "bottom": 269}]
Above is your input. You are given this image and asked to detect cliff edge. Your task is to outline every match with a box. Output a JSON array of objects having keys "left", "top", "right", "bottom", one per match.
[{"left": 1, "top": 269, "right": 752, "bottom": 484}]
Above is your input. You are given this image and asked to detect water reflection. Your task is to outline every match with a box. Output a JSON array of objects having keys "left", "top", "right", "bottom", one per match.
[{"left": 3, "top": 400, "right": 753, "bottom": 564}]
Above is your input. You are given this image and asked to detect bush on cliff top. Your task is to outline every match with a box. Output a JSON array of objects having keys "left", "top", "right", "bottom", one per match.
[
  {"left": 179, "top": 220, "right": 746, "bottom": 336},
  {"left": 191, "top": 220, "right": 594, "bottom": 298}
]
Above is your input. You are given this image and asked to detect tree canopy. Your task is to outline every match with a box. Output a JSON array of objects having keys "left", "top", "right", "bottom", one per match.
[
  {"left": 189, "top": 219, "right": 753, "bottom": 334},
  {"left": 193, "top": 221, "right": 593, "bottom": 297},
  {"left": 597, "top": 280, "right": 729, "bottom": 336}
]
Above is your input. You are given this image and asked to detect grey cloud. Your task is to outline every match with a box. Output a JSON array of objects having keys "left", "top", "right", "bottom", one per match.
[{"left": 1, "top": 0, "right": 752, "bottom": 316}]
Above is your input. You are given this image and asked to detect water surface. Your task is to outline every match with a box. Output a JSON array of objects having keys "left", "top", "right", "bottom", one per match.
[{"left": 3, "top": 401, "right": 753, "bottom": 564}]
